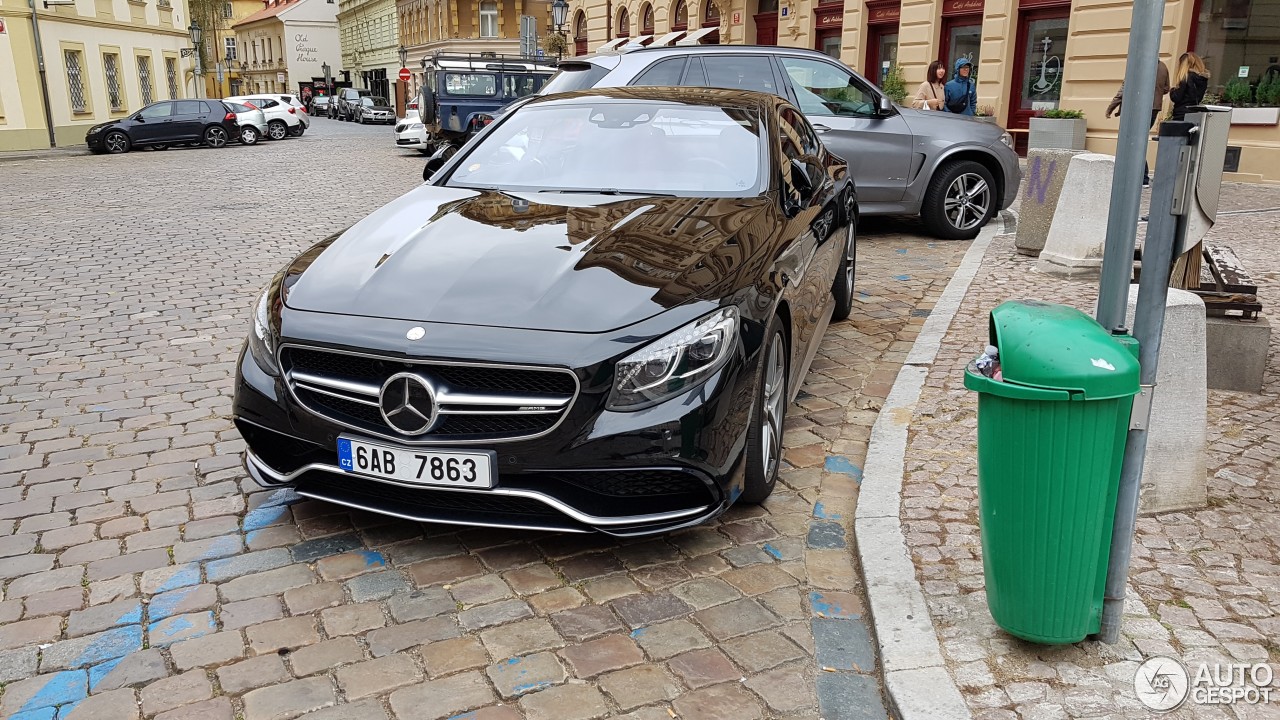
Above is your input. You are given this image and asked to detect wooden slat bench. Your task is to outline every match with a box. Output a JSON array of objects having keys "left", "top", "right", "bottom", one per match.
[{"left": 1132, "top": 244, "right": 1263, "bottom": 321}]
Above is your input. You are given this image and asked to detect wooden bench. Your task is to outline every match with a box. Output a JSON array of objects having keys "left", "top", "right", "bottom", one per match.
[{"left": 1196, "top": 245, "right": 1263, "bottom": 321}]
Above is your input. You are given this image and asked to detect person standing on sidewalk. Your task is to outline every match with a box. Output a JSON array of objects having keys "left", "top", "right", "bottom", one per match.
[
  {"left": 943, "top": 58, "right": 977, "bottom": 116},
  {"left": 913, "top": 61, "right": 948, "bottom": 110},
  {"left": 1170, "top": 52, "right": 1210, "bottom": 120},
  {"left": 1105, "top": 58, "right": 1170, "bottom": 186}
]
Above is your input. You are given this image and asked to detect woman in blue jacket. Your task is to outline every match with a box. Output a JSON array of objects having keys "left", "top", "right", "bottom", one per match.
[{"left": 943, "top": 57, "right": 978, "bottom": 116}]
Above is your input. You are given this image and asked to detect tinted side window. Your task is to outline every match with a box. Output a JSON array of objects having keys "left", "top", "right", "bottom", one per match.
[
  {"left": 778, "top": 57, "right": 878, "bottom": 117},
  {"left": 631, "top": 58, "right": 687, "bottom": 86},
  {"left": 258, "top": 99, "right": 280, "bottom": 109},
  {"left": 173, "top": 101, "right": 202, "bottom": 115},
  {"left": 138, "top": 103, "right": 172, "bottom": 118},
  {"left": 542, "top": 63, "right": 610, "bottom": 94},
  {"left": 701, "top": 56, "right": 779, "bottom": 95}
]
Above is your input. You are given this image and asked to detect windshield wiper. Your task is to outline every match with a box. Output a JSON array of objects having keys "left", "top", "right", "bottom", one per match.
[{"left": 540, "top": 189, "right": 676, "bottom": 197}]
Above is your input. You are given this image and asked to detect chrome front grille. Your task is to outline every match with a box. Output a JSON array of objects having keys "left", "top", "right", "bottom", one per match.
[{"left": 281, "top": 346, "right": 578, "bottom": 444}]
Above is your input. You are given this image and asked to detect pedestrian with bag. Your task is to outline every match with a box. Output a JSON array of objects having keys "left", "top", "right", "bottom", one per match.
[
  {"left": 943, "top": 57, "right": 977, "bottom": 116},
  {"left": 1105, "top": 58, "right": 1170, "bottom": 186},
  {"left": 1169, "top": 52, "right": 1210, "bottom": 121},
  {"left": 913, "top": 61, "right": 948, "bottom": 110}
]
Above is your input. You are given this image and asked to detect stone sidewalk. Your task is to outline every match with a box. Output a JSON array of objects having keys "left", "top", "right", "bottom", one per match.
[{"left": 880, "top": 183, "right": 1280, "bottom": 720}]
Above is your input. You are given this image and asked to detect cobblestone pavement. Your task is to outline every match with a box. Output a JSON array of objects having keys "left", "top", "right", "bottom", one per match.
[
  {"left": 905, "top": 184, "right": 1280, "bottom": 719},
  {"left": 0, "top": 119, "right": 973, "bottom": 719}
]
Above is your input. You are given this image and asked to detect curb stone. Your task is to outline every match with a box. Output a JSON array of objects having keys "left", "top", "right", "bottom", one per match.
[{"left": 853, "top": 211, "right": 1013, "bottom": 720}]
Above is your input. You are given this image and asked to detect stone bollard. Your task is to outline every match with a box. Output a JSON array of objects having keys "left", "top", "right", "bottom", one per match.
[
  {"left": 1123, "top": 286, "right": 1208, "bottom": 514},
  {"left": 1037, "top": 153, "right": 1115, "bottom": 279},
  {"left": 1014, "top": 148, "right": 1085, "bottom": 257}
]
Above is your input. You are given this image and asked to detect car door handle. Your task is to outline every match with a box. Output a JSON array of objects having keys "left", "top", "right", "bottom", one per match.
[{"left": 811, "top": 124, "right": 831, "bottom": 133}]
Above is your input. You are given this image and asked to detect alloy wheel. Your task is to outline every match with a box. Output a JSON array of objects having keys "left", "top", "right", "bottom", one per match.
[
  {"left": 205, "top": 127, "right": 228, "bottom": 148},
  {"left": 268, "top": 122, "right": 287, "bottom": 140},
  {"left": 944, "top": 172, "right": 991, "bottom": 232},
  {"left": 843, "top": 202, "right": 856, "bottom": 300},
  {"left": 105, "top": 133, "right": 128, "bottom": 154},
  {"left": 759, "top": 331, "right": 786, "bottom": 477}
]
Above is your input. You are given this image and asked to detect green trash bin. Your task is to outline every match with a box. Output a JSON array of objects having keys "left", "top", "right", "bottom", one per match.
[{"left": 963, "top": 300, "right": 1140, "bottom": 644}]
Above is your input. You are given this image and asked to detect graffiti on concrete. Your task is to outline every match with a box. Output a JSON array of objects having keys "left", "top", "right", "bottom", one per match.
[{"left": 1026, "top": 155, "right": 1059, "bottom": 205}]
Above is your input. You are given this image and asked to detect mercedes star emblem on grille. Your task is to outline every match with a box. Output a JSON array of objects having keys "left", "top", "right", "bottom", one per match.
[
  {"left": 406, "top": 326, "right": 426, "bottom": 341},
  {"left": 378, "top": 372, "right": 437, "bottom": 435}
]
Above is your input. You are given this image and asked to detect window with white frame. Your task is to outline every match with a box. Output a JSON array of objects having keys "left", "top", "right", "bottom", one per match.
[
  {"left": 64, "top": 49, "right": 87, "bottom": 113},
  {"left": 103, "top": 53, "right": 122, "bottom": 111},
  {"left": 480, "top": 1, "right": 498, "bottom": 37},
  {"left": 225, "top": 37, "right": 237, "bottom": 61},
  {"left": 166, "top": 57, "right": 179, "bottom": 98},
  {"left": 223, "top": 1, "right": 233, "bottom": 17},
  {"left": 138, "top": 56, "right": 153, "bottom": 105}
]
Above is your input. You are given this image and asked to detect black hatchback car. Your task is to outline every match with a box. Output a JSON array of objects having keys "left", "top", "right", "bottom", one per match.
[
  {"left": 234, "top": 87, "right": 857, "bottom": 536},
  {"left": 85, "top": 99, "right": 240, "bottom": 153}
]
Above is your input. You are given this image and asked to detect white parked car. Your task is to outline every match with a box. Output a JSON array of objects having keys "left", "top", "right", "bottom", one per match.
[
  {"left": 272, "top": 94, "right": 311, "bottom": 133},
  {"left": 226, "top": 95, "right": 305, "bottom": 140},
  {"left": 224, "top": 101, "right": 267, "bottom": 145},
  {"left": 394, "top": 116, "right": 429, "bottom": 153}
]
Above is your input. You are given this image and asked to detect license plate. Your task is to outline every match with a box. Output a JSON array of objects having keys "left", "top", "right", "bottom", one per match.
[{"left": 336, "top": 436, "right": 494, "bottom": 489}]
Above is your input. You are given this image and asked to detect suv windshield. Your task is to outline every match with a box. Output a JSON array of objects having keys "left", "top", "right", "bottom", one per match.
[
  {"left": 445, "top": 73, "right": 497, "bottom": 96},
  {"left": 540, "top": 63, "right": 611, "bottom": 95},
  {"left": 447, "top": 102, "right": 763, "bottom": 197}
]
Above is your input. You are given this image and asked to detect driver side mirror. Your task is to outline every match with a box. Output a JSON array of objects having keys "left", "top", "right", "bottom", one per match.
[
  {"left": 423, "top": 156, "right": 447, "bottom": 182},
  {"left": 878, "top": 96, "right": 893, "bottom": 115},
  {"left": 784, "top": 158, "right": 815, "bottom": 216}
]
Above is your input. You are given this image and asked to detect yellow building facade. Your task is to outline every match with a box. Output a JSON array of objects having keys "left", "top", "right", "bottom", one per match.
[
  {"left": 0, "top": 0, "right": 195, "bottom": 150},
  {"left": 337, "top": 0, "right": 399, "bottom": 100},
  {"left": 566, "top": 0, "right": 1279, "bottom": 183},
  {"left": 196, "top": 0, "right": 265, "bottom": 97}
]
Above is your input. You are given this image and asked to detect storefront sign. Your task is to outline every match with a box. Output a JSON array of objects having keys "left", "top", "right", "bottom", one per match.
[
  {"left": 817, "top": 11, "right": 842, "bottom": 28},
  {"left": 867, "top": 2, "right": 900, "bottom": 24},
  {"left": 277, "top": 72, "right": 286, "bottom": 83},
  {"left": 1238, "top": 65, "right": 1250, "bottom": 77},
  {"left": 942, "top": 0, "right": 984, "bottom": 15},
  {"left": 294, "top": 33, "right": 319, "bottom": 65}
]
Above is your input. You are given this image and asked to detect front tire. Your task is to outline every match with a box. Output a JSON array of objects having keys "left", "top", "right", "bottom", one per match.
[
  {"left": 922, "top": 160, "right": 996, "bottom": 240},
  {"left": 204, "top": 126, "right": 228, "bottom": 148},
  {"left": 742, "top": 317, "right": 788, "bottom": 504},
  {"left": 104, "top": 131, "right": 130, "bottom": 154},
  {"left": 831, "top": 196, "right": 857, "bottom": 322}
]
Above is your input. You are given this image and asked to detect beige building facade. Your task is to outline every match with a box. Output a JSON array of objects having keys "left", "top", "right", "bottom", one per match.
[
  {"left": 0, "top": 0, "right": 195, "bottom": 151},
  {"left": 337, "top": 0, "right": 399, "bottom": 101},
  {"left": 566, "top": 0, "right": 1279, "bottom": 183}
]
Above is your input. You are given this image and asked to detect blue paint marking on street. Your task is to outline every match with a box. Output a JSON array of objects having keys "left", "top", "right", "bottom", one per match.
[
  {"left": 70, "top": 625, "right": 143, "bottom": 668},
  {"left": 896, "top": 248, "right": 907, "bottom": 254},
  {"left": 824, "top": 456, "right": 863, "bottom": 483},
  {"left": 54, "top": 699, "right": 83, "bottom": 718},
  {"left": 812, "top": 501, "right": 842, "bottom": 520},
  {"left": 147, "top": 586, "right": 198, "bottom": 622},
  {"left": 894, "top": 274, "right": 911, "bottom": 281},
  {"left": 17, "top": 670, "right": 87, "bottom": 713},
  {"left": 762, "top": 543, "right": 783, "bottom": 560},
  {"left": 242, "top": 505, "right": 288, "bottom": 531},
  {"left": 88, "top": 656, "right": 126, "bottom": 690},
  {"left": 152, "top": 616, "right": 194, "bottom": 638},
  {"left": 357, "top": 549, "right": 386, "bottom": 568},
  {"left": 195, "top": 536, "right": 242, "bottom": 561},
  {"left": 446, "top": 713, "right": 478, "bottom": 720},
  {"left": 629, "top": 628, "right": 647, "bottom": 638},
  {"left": 810, "top": 591, "right": 860, "bottom": 620},
  {"left": 10, "top": 708, "right": 58, "bottom": 720},
  {"left": 512, "top": 681, "right": 554, "bottom": 695},
  {"left": 858, "top": 290, "right": 872, "bottom": 298},
  {"left": 155, "top": 564, "right": 201, "bottom": 593},
  {"left": 505, "top": 657, "right": 521, "bottom": 665}
]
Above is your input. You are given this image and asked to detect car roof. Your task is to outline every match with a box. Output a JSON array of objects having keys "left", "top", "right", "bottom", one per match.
[
  {"left": 522, "top": 86, "right": 784, "bottom": 114},
  {"left": 573, "top": 44, "right": 847, "bottom": 64}
]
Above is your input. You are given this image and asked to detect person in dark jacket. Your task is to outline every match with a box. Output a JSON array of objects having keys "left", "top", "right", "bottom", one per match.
[
  {"left": 943, "top": 57, "right": 977, "bottom": 116},
  {"left": 1170, "top": 52, "right": 1210, "bottom": 121}
]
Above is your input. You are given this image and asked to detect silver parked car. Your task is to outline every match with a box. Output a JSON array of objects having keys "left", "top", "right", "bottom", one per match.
[
  {"left": 355, "top": 96, "right": 394, "bottom": 124},
  {"left": 225, "top": 102, "right": 267, "bottom": 145},
  {"left": 509, "top": 46, "right": 1020, "bottom": 239}
]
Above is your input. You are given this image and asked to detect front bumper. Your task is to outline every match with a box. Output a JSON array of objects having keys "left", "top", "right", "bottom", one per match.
[
  {"left": 395, "top": 125, "right": 429, "bottom": 148},
  {"left": 232, "top": 316, "right": 753, "bottom": 536}
]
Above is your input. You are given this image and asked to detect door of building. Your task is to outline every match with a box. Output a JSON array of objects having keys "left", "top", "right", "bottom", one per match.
[
  {"left": 754, "top": 0, "right": 778, "bottom": 45},
  {"left": 814, "top": 2, "right": 843, "bottom": 58},
  {"left": 939, "top": 0, "right": 984, "bottom": 81},
  {"left": 864, "top": 0, "right": 900, "bottom": 85},
  {"left": 1009, "top": 3, "right": 1069, "bottom": 153}
]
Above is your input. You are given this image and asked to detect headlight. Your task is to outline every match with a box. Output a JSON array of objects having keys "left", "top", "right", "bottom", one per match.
[
  {"left": 998, "top": 131, "right": 1014, "bottom": 148},
  {"left": 607, "top": 307, "right": 739, "bottom": 411},
  {"left": 247, "top": 283, "right": 281, "bottom": 376}
]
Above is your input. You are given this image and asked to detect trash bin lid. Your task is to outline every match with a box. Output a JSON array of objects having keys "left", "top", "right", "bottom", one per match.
[{"left": 989, "top": 300, "right": 1140, "bottom": 400}]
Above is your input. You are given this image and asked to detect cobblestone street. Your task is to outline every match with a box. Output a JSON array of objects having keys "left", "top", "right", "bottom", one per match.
[{"left": 0, "top": 119, "right": 971, "bottom": 720}]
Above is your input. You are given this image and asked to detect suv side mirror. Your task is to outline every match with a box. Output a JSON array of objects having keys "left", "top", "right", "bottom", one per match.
[
  {"left": 784, "top": 158, "right": 815, "bottom": 216},
  {"left": 424, "top": 156, "right": 447, "bottom": 181},
  {"left": 878, "top": 96, "right": 893, "bottom": 115}
]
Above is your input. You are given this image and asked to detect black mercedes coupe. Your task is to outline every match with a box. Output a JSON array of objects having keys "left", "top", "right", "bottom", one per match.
[{"left": 233, "top": 87, "right": 858, "bottom": 536}]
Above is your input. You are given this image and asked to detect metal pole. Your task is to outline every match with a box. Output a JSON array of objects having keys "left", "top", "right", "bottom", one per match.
[
  {"left": 28, "top": 0, "right": 58, "bottom": 148},
  {"left": 1095, "top": 0, "right": 1168, "bottom": 333},
  {"left": 1097, "top": 122, "right": 1193, "bottom": 644}
]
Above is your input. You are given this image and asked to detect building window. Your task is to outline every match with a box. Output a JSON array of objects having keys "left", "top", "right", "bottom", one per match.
[
  {"left": 138, "top": 56, "right": 153, "bottom": 105},
  {"left": 704, "top": 1, "right": 719, "bottom": 24},
  {"left": 64, "top": 49, "right": 87, "bottom": 113},
  {"left": 1191, "top": 0, "right": 1280, "bottom": 100},
  {"left": 166, "top": 57, "right": 179, "bottom": 98},
  {"left": 618, "top": 7, "right": 629, "bottom": 36},
  {"left": 480, "top": 0, "right": 498, "bottom": 37},
  {"left": 673, "top": 0, "right": 688, "bottom": 30},
  {"left": 642, "top": 4, "right": 654, "bottom": 33},
  {"left": 104, "top": 53, "right": 122, "bottom": 111},
  {"left": 575, "top": 11, "right": 587, "bottom": 38},
  {"left": 223, "top": 1, "right": 233, "bottom": 17},
  {"left": 225, "top": 37, "right": 237, "bottom": 61}
]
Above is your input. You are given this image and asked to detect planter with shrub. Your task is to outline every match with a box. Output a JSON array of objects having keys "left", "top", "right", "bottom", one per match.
[
  {"left": 975, "top": 104, "right": 998, "bottom": 124},
  {"left": 1217, "top": 75, "right": 1280, "bottom": 125},
  {"left": 1029, "top": 108, "right": 1087, "bottom": 150}
]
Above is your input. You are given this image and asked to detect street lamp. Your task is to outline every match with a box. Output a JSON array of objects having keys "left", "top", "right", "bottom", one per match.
[
  {"left": 552, "top": 0, "right": 568, "bottom": 30},
  {"left": 185, "top": 20, "right": 204, "bottom": 98},
  {"left": 398, "top": 45, "right": 408, "bottom": 68}
]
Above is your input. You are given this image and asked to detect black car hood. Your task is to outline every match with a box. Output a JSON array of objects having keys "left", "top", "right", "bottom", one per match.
[
  {"left": 367, "top": 105, "right": 393, "bottom": 112},
  {"left": 284, "top": 186, "right": 772, "bottom": 333}
]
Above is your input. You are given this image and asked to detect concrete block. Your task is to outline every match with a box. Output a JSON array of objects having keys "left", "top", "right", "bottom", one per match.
[
  {"left": 1037, "top": 153, "right": 1115, "bottom": 279},
  {"left": 1014, "top": 149, "right": 1085, "bottom": 257},
  {"left": 1124, "top": 287, "right": 1208, "bottom": 514},
  {"left": 1205, "top": 315, "right": 1270, "bottom": 393}
]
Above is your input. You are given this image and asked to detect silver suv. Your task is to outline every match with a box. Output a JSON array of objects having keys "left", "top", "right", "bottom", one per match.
[{"left": 523, "top": 46, "right": 1020, "bottom": 239}]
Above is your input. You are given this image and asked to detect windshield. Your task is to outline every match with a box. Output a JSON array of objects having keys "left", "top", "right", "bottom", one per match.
[
  {"left": 539, "top": 63, "right": 610, "bottom": 95},
  {"left": 445, "top": 73, "right": 497, "bottom": 96},
  {"left": 447, "top": 102, "right": 764, "bottom": 197},
  {"left": 363, "top": 97, "right": 388, "bottom": 106}
]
